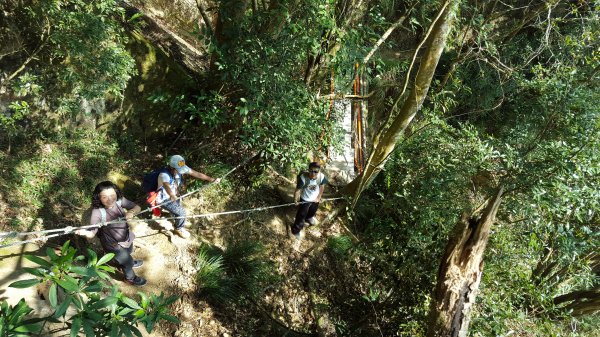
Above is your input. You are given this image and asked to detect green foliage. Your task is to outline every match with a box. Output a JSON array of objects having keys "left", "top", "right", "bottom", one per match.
[
  {"left": 326, "top": 235, "right": 353, "bottom": 259},
  {"left": 164, "top": 0, "right": 351, "bottom": 167},
  {"left": 436, "top": 3, "right": 600, "bottom": 335},
  {"left": 1, "top": 0, "right": 135, "bottom": 134},
  {"left": 196, "top": 248, "right": 231, "bottom": 303},
  {"left": 6, "top": 241, "right": 178, "bottom": 336},
  {"left": 196, "top": 241, "right": 275, "bottom": 304},
  {"left": 1, "top": 101, "right": 29, "bottom": 140},
  {"left": 0, "top": 130, "right": 122, "bottom": 231},
  {"left": 44, "top": 0, "right": 135, "bottom": 100},
  {"left": 345, "top": 112, "right": 499, "bottom": 335},
  {"left": 0, "top": 299, "right": 43, "bottom": 337}
]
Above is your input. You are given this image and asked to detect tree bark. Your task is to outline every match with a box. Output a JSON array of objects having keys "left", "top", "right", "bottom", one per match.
[
  {"left": 195, "top": 0, "right": 214, "bottom": 38},
  {"left": 343, "top": 0, "right": 460, "bottom": 206},
  {"left": 426, "top": 187, "right": 504, "bottom": 337},
  {"left": 553, "top": 286, "right": 600, "bottom": 316},
  {"left": 214, "top": 0, "right": 251, "bottom": 49}
]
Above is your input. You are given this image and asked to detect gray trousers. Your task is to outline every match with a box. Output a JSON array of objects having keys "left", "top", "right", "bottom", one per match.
[
  {"left": 107, "top": 245, "right": 135, "bottom": 280},
  {"left": 161, "top": 200, "right": 186, "bottom": 229}
]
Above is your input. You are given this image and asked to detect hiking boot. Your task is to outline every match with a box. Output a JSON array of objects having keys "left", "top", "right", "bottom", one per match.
[
  {"left": 125, "top": 276, "right": 147, "bottom": 287},
  {"left": 174, "top": 228, "right": 191, "bottom": 239},
  {"left": 133, "top": 260, "right": 143, "bottom": 269},
  {"left": 305, "top": 217, "right": 317, "bottom": 226}
]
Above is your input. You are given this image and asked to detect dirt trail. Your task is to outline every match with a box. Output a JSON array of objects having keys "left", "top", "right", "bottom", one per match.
[{"left": 0, "top": 190, "right": 341, "bottom": 336}]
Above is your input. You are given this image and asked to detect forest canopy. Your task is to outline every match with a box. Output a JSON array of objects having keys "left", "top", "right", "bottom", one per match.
[{"left": 0, "top": 0, "right": 599, "bottom": 336}]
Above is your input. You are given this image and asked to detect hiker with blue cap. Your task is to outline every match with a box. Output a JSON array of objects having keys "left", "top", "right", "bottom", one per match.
[{"left": 145, "top": 155, "right": 220, "bottom": 239}]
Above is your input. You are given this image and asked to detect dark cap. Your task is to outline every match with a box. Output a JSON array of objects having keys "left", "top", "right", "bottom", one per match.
[{"left": 309, "top": 162, "right": 321, "bottom": 169}]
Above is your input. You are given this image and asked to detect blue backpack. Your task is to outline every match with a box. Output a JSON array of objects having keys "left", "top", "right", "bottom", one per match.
[{"left": 142, "top": 167, "right": 172, "bottom": 193}]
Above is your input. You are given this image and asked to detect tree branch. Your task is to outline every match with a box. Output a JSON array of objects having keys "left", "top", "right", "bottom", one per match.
[
  {"left": 195, "top": 0, "right": 215, "bottom": 38},
  {"left": 363, "top": 5, "right": 414, "bottom": 65}
]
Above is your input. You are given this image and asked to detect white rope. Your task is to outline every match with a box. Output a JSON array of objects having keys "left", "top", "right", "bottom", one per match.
[
  {"left": 0, "top": 154, "right": 258, "bottom": 240},
  {"left": 129, "top": 197, "right": 344, "bottom": 223},
  {"left": 0, "top": 197, "right": 345, "bottom": 249},
  {"left": 135, "top": 154, "right": 257, "bottom": 218}
]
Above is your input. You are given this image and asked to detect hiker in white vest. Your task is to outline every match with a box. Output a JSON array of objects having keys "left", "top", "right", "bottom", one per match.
[
  {"left": 75, "top": 181, "right": 146, "bottom": 286},
  {"left": 291, "top": 162, "right": 328, "bottom": 239}
]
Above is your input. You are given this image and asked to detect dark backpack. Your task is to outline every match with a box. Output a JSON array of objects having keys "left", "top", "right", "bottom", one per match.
[{"left": 142, "top": 167, "right": 172, "bottom": 193}]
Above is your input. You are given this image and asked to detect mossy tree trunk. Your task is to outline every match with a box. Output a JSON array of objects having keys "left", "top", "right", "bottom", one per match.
[
  {"left": 426, "top": 188, "right": 504, "bottom": 337},
  {"left": 343, "top": 0, "right": 460, "bottom": 206}
]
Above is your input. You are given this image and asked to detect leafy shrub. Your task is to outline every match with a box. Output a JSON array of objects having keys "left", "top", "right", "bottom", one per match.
[
  {"left": 326, "top": 235, "right": 353, "bottom": 259},
  {"left": 7, "top": 241, "right": 178, "bottom": 336},
  {"left": 0, "top": 299, "right": 43, "bottom": 337},
  {"left": 196, "top": 241, "right": 275, "bottom": 304}
]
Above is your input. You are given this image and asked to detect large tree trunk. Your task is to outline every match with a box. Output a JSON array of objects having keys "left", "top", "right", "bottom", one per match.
[
  {"left": 426, "top": 187, "right": 504, "bottom": 337},
  {"left": 344, "top": 0, "right": 460, "bottom": 206},
  {"left": 214, "top": 0, "right": 250, "bottom": 50}
]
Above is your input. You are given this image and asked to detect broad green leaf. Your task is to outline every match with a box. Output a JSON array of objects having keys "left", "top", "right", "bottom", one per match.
[
  {"left": 53, "top": 296, "right": 71, "bottom": 318},
  {"left": 83, "top": 321, "right": 95, "bottom": 337},
  {"left": 97, "top": 270, "right": 113, "bottom": 280},
  {"left": 61, "top": 240, "right": 71, "bottom": 254},
  {"left": 13, "top": 323, "right": 41, "bottom": 333},
  {"left": 49, "top": 283, "right": 58, "bottom": 307},
  {"left": 55, "top": 278, "right": 79, "bottom": 292},
  {"left": 90, "top": 296, "right": 118, "bottom": 310},
  {"left": 21, "top": 267, "right": 45, "bottom": 277},
  {"left": 160, "top": 314, "right": 179, "bottom": 323},
  {"left": 86, "top": 310, "right": 103, "bottom": 321},
  {"left": 137, "top": 292, "right": 149, "bottom": 308},
  {"left": 64, "top": 274, "right": 79, "bottom": 285},
  {"left": 87, "top": 249, "right": 98, "bottom": 265},
  {"left": 130, "top": 326, "right": 143, "bottom": 337},
  {"left": 83, "top": 280, "right": 103, "bottom": 293},
  {"left": 109, "top": 323, "right": 118, "bottom": 337},
  {"left": 121, "top": 324, "right": 134, "bottom": 337},
  {"left": 10, "top": 300, "right": 32, "bottom": 323},
  {"left": 163, "top": 295, "right": 178, "bottom": 306},
  {"left": 121, "top": 296, "right": 141, "bottom": 309},
  {"left": 97, "top": 253, "right": 115, "bottom": 266},
  {"left": 145, "top": 318, "right": 156, "bottom": 332},
  {"left": 24, "top": 255, "right": 52, "bottom": 268},
  {"left": 46, "top": 247, "right": 58, "bottom": 260},
  {"left": 70, "top": 317, "right": 82, "bottom": 337},
  {"left": 9, "top": 279, "right": 40, "bottom": 288},
  {"left": 71, "top": 266, "right": 93, "bottom": 277},
  {"left": 118, "top": 307, "right": 135, "bottom": 316}
]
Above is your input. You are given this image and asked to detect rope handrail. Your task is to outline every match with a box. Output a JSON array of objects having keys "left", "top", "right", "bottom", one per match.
[
  {"left": 134, "top": 153, "right": 258, "bottom": 218},
  {"left": 0, "top": 197, "right": 345, "bottom": 249},
  {"left": 0, "top": 154, "right": 258, "bottom": 239}
]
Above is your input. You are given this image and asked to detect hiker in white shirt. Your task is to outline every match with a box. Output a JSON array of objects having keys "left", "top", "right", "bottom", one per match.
[{"left": 291, "top": 162, "right": 328, "bottom": 240}]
